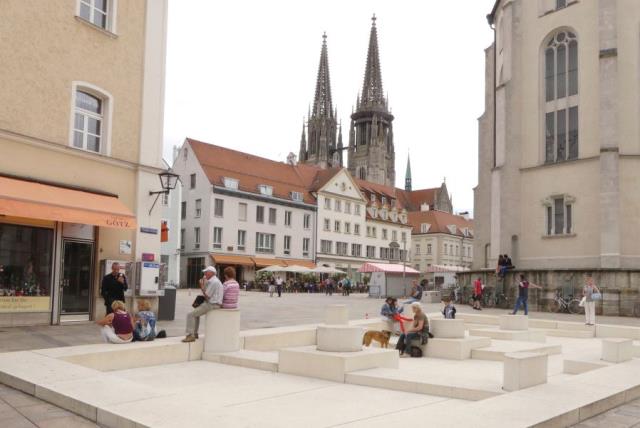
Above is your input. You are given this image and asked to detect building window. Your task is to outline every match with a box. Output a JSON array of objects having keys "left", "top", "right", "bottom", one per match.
[
  {"left": 238, "top": 203, "right": 247, "bottom": 221},
  {"left": 345, "top": 202, "right": 351, "bottom": 214},
  {"left": 444, "top": 244, "right": 448, "bottom": 255},
  {"left": 72, "top": 90, "right": 105, "bottom": 153},
  {"left": 401, "top": 231, "right": 407, "bottom": 242},
  {"left": 194, "top": 199, "right": 201, "bottom": 218},
  {"left": 256, "top": 206, "right": 264, "bottom": 223},
  {"left": 190, "top": 174, "right": 196, "bottom": 189},
  {"left": 304, "top": 214, "right": 311, "bottom": 229},
  {"left": 303, "top": 238, "right": 310, "bottom": 257},
  {"left": 556, "top": 0, "right": 567, "bottom": 9},
  {"left": 186, "top": 257, "right": 205, "bottom": 291},
  {"left": 545, "top": 195, "right": 574, "bottom": 235},
  {"left": 415, "top": 244, "right": 421, "bottom": 255},
  {"left": 455, "top": 245, "right": 459, "bottom": 256},
  {"left": 351, "top": 244, "right": 362, "bottom": 257},
  {"left": 284, "top": 236, "right": 291, "bottom": 255},
  {"left": 382, "top": 229, "right": 388, "bottom": 240},
  {"left": 335, "top": 200, "right": 342, "bottom": 212},
  {"left": 321, "top": 240, "right": 333, "bottom": 254},
  {"left": 370, "top": 194, "right": 376, "bottom": 203},
  {"left": 324, "top": 198, "right": 331, "bottom": 209},
  {"left": 354, "top": 224, "right": 360, "bottom": 235},
  {"left": 214, "top": 199, "right": 224, "bottom": 217},
  {"left": 268, "top": 208, "right": 276, "bottom": 225},
  {"left": 545, "top": 30, "right": 578, "bottom": 163},
  {"left": 392, "top": 230, "right": 397, "bottom": 242},
  {"left": 344, "top": 222, "right": 351, "bottom": 234},
  {"left": 380, "top": 247, "right": 390, "bottom": 260},
  {"left": 223, "top": 177, "right": 239, "bottom": 189},
  {"left": 366, "top": 246, "right": 376, "bottom": 258},
  {"left": 258, "top": 185, "right": 273, "bottom": 196},
  {"left": 181, "top": 201, "right": 186, "bottom": 220},
  {"left": 194, "top": 227, "right": 200, "bottom": 249},
  {"left": 427, "top": 244, "right": 432, "bottom": 255},
  {"left": 323, "top": 218, "right": 330, "bottom": 231},
  {"left": 291, "top": 191, "right": 303, "bottom": 202},
  {"left": 213, "top": 227, "right": 222, "bottom": 249},
  {"left": 180, "top": 228, "right": 185, "bottom": 250},
  {"left": 78, "top": 0, "right": 111, "bottom": 30},
  {"left": 359, "top": 167, "right": 366, "bottom": 179},
  {"left": 354, "top": 205, "right": 361, "bottom": 216},
  {"left": 237, "top": 230, "right": 246, "bottom": 251},
  {"left": 336, "top": 242, "right": 348, "bottom": 256},
  {"left": 366, "top": 226, "right": 372, "bottom": 237},
  {"left": 256, "top": 233, "right": 275, "bottom": 253},
  {"left": 381, "top": 209, "right": 387, "bottom": 220},
  {"left": 372, "top": 227, "right": 377, "bottom": 238},
  {"left": 334, "top": 221, "right": 341, "bottom": 233},
  {"left": 284, "top": 211, "right": 292, "bottom": 227}
]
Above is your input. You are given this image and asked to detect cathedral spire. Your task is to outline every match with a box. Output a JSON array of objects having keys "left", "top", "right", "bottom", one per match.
[
  {"left": 360, "top": 14, "right": 386, "bottom": 110},
  {"left": 299, "top": 119, "right": 307, "bottom": 162},
  {"left": 405, "top": 152, "right": 412, "bottom": 192},
  {"left": 312, "top": 32, "right": 334, "bottom": 119}
]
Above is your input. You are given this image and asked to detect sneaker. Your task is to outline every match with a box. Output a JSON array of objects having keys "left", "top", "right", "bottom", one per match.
[{"left": 182, "top": 334, "right": 196, "bottom": 343}]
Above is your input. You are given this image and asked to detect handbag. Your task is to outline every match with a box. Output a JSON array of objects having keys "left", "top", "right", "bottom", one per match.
[
  {"left": 579, "top": 296, "right": 586, "bottom": 307},
  {"left": 592, "top": 292, "right": 602, "bottom": 301},
  {"left": 192, "top": 295, "right": 206, "bottom": 308}
]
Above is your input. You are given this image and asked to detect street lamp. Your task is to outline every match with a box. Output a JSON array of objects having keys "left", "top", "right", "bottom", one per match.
[{"left": 148, "top": 171, "right": 180, "bottom": 215}]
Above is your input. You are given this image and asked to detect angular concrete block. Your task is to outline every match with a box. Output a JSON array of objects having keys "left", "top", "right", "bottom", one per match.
[
  {"left": 472, "top": 342, "right": 561, "bottom": 362},
  {"left": 317, "top": 325, "right": 364, "bottom": 352},
  {"left": 596, "top": 324, "right": 640, "bottom": 340},
  {"left": 424, "top": 291, "right": 441, "bottom": 303},
  {"left": 563, "top": 359, "right": 608, "bottom": 375},
  {"left": 325, "top": 305, "right": 349, "bottom": 325},
  {"left": 456, "top": 313, "right": 499, "bottom": 326},
  {"left": 469, "top": 328, "right": 545, "bottom": 343},
  {"left": 278, "top": 346, "right": 398, "bottom": 382},
  {"left": 202, "top": 350, "right": 279, "bottom": 372},
  {"left": 424, "top": 336, "right": 491, "bottom": 360},
  {"left": 241, "top": 326, "right": 317, "bottom": 351},
  {"left": 528, "top": 319, "right": 558, "bottom": 329},
  {"left": 601, "top": 338, "right": 633, "bottom": 363},
  {"left": 499, "top": 314, "right": 528, "bottom": 331},
  {"left": 204, "top": 309, "right": 240, "bottom": 353},
  {"left": 430, "top": 319, "right": 465, "bottom": 338},
  {"left": 503, "top": 352, "right": 547, "bottom": 392}
]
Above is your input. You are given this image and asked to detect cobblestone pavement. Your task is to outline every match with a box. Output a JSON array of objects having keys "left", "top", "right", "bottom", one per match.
[{"left": 1, "top": 290, "right": 640, "bottom": 427}]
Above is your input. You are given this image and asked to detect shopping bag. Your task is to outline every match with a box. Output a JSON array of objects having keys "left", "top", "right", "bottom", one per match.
[
  {"left": 579, "top": 296, "right": 586, "bottom": 307},
  {"left": 592, "top": 292, "right": 602, "bottom": 301}
]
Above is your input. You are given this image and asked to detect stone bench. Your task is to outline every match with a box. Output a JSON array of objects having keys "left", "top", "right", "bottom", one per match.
[
  {"left": 499, "top": 314, "right": 528, "bottom": 331},
  {"left": 406, "top": 336, "right": 491, "bottom": 360},
  {"left": 601, "top": 338, "right": 633, "bottom": 363},
  {"left": 430, "top": 319, "right": 465, "bottom": 338},
  {"left": 204, "top": 309, "right": 240, "bottom": 353},
  {"left": 317, "top": 325, "right": 364, "bottom": 352},
  {"left": 503, "top": 352, "right": 547, "bottom": 391}
]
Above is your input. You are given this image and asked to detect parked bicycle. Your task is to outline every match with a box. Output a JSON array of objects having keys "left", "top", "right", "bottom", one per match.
[
  {"left": 481, "top": 289, "right": 509, "bottom": 308},
  {"left": 549, "top": 289, "right": 583, "bottom": 314}
]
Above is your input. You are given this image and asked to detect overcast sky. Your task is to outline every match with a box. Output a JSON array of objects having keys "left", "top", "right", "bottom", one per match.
[{"left": 163, "top": 0, "right": 496, "bottom": 215}]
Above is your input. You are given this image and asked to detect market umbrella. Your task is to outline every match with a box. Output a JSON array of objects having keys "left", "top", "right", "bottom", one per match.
[
  {"left": 257, "top": 265, "right": 287, "bottom": 273},
  {"left": 311, "top": 266, "right": 345, "bottom": 274},
  {"left": 281, "top": 265, "right": 312, "bottom": 273}
]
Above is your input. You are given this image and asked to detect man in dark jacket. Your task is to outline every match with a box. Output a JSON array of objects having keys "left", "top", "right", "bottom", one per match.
[{"left": 101, "top": 262, "right": 128, "bottom": 314}]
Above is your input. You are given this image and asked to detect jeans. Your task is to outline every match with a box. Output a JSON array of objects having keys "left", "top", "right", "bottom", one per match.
[
  {"left": 186, "top": 302, "right": 221, "bottom": 335},
  {"left": 397, "top": 332, "right": 421, "bottom": 354},
  {"left": 512, "top": 296, "right": 528, "bottom": 315}
]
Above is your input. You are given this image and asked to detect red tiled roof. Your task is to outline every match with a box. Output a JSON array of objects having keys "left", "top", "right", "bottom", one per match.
[{"left": 408, "top": 210, "right": 474, "bottom": 237}]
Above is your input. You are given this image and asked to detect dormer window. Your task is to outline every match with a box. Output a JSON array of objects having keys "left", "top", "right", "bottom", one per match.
[
  {"left": 390, "top": 198, "right": 396, "bottom": 207},
  {"left": 370, "top": 194, "right": 376, "bottom": 203},
  {"left": 372, "top": 207, "right": 378, "bottom": 217},
  {"left": 381, "top": 196, "right": 387, "bottom": 205},
  {"left": 258, "top": 185, "right": 273, "bottom": 196},
  {"left": 381, "top": 209, "right": 387, "bottom": 220},
  {"left": 447, "top": 225, "right": 457, "bottom": 235},
  {"left": 420, "top": 223, "right": 430, "bottom": 233},
  {"left": 223, "top": 177, "right": 239, "bottom": 190},
  {"left": 391, "top": 212, "right": 397, "bottom": 222},
  {"left": 291, "top": 191, "right": 303, "bottom": 202}
]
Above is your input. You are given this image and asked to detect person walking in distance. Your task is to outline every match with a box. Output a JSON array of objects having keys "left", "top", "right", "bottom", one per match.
[
  {"left": 472, "top": 276, "right": 483, "bottom": 310},
  {"left": 583, "top": 274, "right": 600, "bottom": 326},
  {"left": 182, "top": 266, "right": 223, "bottom": 343},
  {"left": 276, "top": 276, "right": 283, "bottom": 298},
  {"left": 101, "top": 262, "right": 128, "bottom": 315},
  {"left": 511, "top": 274, "right": 542, "bottom": 315}
]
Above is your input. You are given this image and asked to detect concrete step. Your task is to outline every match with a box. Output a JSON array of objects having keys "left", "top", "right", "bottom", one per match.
[
  {"left": 563, "top": 359, "right": 610, "bottom": 375},
  {"left": 471, "top": 340, "right": 561, "bottom": 362},
  {"left": 202, "top": 349, "right": 279, "bottom": 372},
  {"left": 469, "top": 328, "right": 546, "bottom": 342},
  {"left": 544, "top": 329, "right": 595, "bottom": 338}
]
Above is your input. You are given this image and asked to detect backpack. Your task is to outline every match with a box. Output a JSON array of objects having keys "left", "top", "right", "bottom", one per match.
[{"left": 409, "top": 346, "right": 423, "bottom": 358}]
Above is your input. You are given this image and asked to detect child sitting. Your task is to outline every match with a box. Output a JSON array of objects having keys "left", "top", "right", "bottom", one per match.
[
  {"left": 133, "top": 299, "right": 166, "bottom": 341},
  {"left": 442, "top": 297, "right": 457, "bottom": 319},
  {"left": 380, "top": 297, "right": 413, "bottom": 334}
]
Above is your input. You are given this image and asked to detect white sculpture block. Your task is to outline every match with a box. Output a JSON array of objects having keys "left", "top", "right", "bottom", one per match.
[
  {"left": 601, "top": 338, "right": 633, "bottom": 363},
  {"left": 325, "top": 305, "right": 349, "bottom": 325},
  {"left": 204, "top": 309, "right": 240, "bottom": 353},
  {"left": 317, "top": 325, "right": 364, "bottom": 352},
  {"left": 430, "top": 319, "right": 465, "bottom": 338},
  {"left": 499, "top": 314, "right": 529, "bottom": 331},
  {"left": 424, "top": 336, "right": 491, "bottom": 360},
  {"left": 503, "top": 352, "right": 547, "bottom": 391}
]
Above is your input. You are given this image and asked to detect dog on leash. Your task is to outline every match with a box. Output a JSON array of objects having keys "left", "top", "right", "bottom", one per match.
[{"left": 362, "top": 330, "right": 392, "bottom": 348}]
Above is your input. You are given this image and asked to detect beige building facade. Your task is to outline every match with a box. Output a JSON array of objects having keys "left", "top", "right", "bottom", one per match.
[
  {"left": 474, "top": 0, "right": 640, "bottom": 273},
  {"left": 0, "top": 1, "right": 168, "bottom": 326}
]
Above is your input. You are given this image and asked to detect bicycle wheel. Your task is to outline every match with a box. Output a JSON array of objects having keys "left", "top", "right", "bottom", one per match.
[
  {"left": 484, "top": 294, "right": 495, "bottom": 308},
  {"left": 548, "top": 299, "right": 562, "bottom": 313},
  {"left": 568, "top": 299, "right": 584, "bottom": 315}
]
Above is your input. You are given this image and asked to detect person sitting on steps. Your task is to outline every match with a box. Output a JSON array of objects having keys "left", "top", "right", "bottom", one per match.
[
  {"left": 381, "top": 297, "right": 412, "bottom": 334},
  {"left": 183, "top": 266, "right": 223, "bottom": 343}
]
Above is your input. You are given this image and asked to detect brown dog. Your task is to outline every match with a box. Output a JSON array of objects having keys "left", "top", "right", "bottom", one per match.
[{"left": 362, "top": 330, "right": 392, "bottom": 348}]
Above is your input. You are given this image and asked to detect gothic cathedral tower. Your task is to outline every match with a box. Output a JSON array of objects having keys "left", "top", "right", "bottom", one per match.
[
  {"left": 347, "top": 15, "right": 395, "bottom": 186},
  {"left": 299, "top": 34, "right": 341, "bottom": 168}
]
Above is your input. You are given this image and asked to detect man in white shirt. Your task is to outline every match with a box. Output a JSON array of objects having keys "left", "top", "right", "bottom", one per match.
[{"left": 183, "top": 266, "right": 223, "bottom": 343}]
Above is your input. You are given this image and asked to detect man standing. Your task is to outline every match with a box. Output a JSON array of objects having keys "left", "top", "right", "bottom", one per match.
[
  {"left": 512, "top": 274, "right": 542, "bottom": 316},
  {"left": 183, "top": 266, "right": 223, "bottom": 343},
  {"left": 101, "top": 262, "right": 128, "bottom": 314},
  {"left": 276, "top": 276, "right": 283, "bottom": 298},
  {"left": 472, "top": 277, "right": 483, "bottom": 310}
]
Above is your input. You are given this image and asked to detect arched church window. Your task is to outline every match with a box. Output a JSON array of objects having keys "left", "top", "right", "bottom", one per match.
[
  {"left": 544, "top": 30, "right": 578, "bottom": 163},
  {"left": 359, "top": 167, "right": 366, "bottom": 180}
]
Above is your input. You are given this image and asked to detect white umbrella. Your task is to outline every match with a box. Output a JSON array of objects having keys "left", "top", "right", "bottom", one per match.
[
  {"left": 312, "top": 266, "right": 345, "bottom": 274},
  {"left": 257, "top": 265, "right": 286, "bottom": 272},
  {"left": 281, "top": 265, "right": 312, "bottom": 273}
]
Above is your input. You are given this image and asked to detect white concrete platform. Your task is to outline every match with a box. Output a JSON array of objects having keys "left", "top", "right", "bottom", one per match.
[
  {"left": 471, "top": 339, "right": 562, "bottom": 361},
  {"left": 469, "top": 327, "right": 546, "bottom": 342},
  {"left": 503, "top": 352, "right": 548, "bottom": 392},
  {"left": 499, "top": 314, "right": 529, "bottom": 331},
  {"left": 563, "top": 359, "right": 610, "bottom": 375},
  {"left": 430, "top": 319, "right": 466, "bottom": 338},
  {"left": 316, "top": 324, "right": 364, "bottom": 352},
  {"left": 602, "top": 338, "right": 633, "bottom": 363},
  {"left": 202, "top": 349, "right": 279, "bottom": 372},
  {"left": 425, "top": 336, "right": 492, "bottom": 360},
  {"left": 278, "top": 345, "right": 398, "bottom": 382}
]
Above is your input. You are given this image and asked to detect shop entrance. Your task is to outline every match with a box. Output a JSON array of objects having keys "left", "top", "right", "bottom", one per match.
[{"left": 60, "top": 240, "right": 94, "bottom": 318}]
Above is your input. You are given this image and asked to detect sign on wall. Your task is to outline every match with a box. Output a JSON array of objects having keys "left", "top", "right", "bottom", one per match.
[{"left": 0, "top": 297, "right": 50, "bottom": 313}]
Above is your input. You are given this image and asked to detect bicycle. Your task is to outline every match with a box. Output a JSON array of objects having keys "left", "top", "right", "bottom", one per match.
[{"left": 549, "top": 289, "right": 583, "bottom": 314}]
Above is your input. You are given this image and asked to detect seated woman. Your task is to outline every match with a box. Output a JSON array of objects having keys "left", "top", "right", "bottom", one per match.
[
  {"left": 396, "top": 302, "right": 429, "bottom": 357},
  {"left": 96, "top": 300, "right": 133, "bottom": 344},
  {"left": 133, "top": 299, "right": 166, "bottom": 341},
  {"left": 380, "top": 297, "right": 412, "bottom": 334}
]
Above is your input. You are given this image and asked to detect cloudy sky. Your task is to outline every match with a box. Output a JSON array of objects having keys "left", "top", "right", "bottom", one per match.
[{"left": 163, "top": 0, "right": 496, "bottom": 214}]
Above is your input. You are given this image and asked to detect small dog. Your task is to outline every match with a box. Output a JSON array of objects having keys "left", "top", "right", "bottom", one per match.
[{"left": 362, "top": 330, "right": 392, "bottom": 348}]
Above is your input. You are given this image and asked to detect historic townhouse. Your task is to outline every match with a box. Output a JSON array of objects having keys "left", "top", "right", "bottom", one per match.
[{"left": 0, "top": 1, "right": 168, "bottom": 326}]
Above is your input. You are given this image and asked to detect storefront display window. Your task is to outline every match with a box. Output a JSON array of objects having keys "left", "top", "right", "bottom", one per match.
[{"left": 0, "top": 223, "right": 53, "bottom": 312}]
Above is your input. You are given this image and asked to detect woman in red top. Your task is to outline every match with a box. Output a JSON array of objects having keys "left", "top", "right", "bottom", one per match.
[
  {"left": 472, "top": 277, "right": 483, "bottom": 311},
  {"left": 97, "top": 300, "right": 134, "bottom": 343}
]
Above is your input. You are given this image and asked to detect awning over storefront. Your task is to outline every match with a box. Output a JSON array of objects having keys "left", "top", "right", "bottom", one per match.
[
  {"left": 212, "top": 254, "right": 254, "bottom": 266},
  {"left": 251, "top": 257, "right": 287, "bottom": 268},
  {"left": 282, "top": 259, "right": 316, "bottom": 269},
  {"left": 0, "top": 176, "right": 136, "bottom": 229}
]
